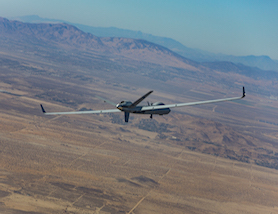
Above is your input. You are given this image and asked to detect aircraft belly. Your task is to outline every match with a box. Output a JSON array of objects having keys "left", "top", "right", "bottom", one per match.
[{"left": 132, "top": 108, "right": 170, "bottom": 115}]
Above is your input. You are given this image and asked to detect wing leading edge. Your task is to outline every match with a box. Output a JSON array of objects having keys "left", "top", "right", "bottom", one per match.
[{"left": 141, "top": 87, "right": 245, "bottom": 111}]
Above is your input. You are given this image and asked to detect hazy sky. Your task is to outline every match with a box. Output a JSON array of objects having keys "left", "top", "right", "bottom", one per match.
[{"left": 0, "top": 0, "right": 277, "bottom": 59}]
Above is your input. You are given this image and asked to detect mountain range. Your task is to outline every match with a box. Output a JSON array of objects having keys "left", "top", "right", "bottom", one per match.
[
  {"left": 1, "top": 16, "right": 278, "bottom": 87},
  {"left": 0, "top": 17, "right": 201, "bottom": 71},
  {"left": 11, "top": 15, "right": 278, "bottom": 71},
  {"left": 1, "top": 16, "right": 278, "bottom": 102}
]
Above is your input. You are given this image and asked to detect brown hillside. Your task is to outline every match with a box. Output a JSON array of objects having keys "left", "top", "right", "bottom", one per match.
[
  {"left": 0, "top": 17, "right": 278, "bottom": 213},
  {"left": 0, "top": 17, "right": 201, "bottom": 69}
]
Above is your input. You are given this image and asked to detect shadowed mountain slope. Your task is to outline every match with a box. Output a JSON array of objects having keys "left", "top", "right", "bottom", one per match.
[
  {"left": 1, "top": 17, "right": 277, "bottom": 99},
  {"left": 0, "top": 17, "right": 200, "bottom": 70},
  {"left": 12, "top": 15, "right": 278, "bottom": 71}
]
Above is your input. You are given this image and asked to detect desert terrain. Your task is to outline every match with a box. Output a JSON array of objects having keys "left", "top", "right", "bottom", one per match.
[{"left": 0, "top": 18, "right": 278, "bottom": 213}]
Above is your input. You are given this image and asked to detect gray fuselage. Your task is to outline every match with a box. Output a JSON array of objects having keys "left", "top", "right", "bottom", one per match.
[{"left": 116, "top": 101, "right": 171, "bottom": 115}]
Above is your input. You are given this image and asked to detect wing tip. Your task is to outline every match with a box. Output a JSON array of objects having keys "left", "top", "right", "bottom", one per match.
[
  {"left": 40, "top": 104, "right": 46, "bottom": 113},
  {"left": 242, "top": 86, "right": 245, "bottom": 98}
]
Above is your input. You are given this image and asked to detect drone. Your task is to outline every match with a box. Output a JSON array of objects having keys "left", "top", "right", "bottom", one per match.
[{"left": 41, "top": 87, "right": 245, "bottom": 122}]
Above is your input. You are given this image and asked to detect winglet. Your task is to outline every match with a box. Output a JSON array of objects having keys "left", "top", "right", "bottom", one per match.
[
  {"left": 40, "top": 104, "right": 46, "bottom": 113},
  {"left": 242, "top": 87, "right": 245, "bottom": 98}
]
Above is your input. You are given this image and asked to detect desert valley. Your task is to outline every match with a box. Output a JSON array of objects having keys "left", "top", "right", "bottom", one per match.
[{"left": 0, "top": 17, "right": 278, "bottom": 213}]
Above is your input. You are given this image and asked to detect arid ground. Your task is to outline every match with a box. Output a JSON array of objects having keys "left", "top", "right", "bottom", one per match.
[
  {"left": 0, "top": 19, "right": 278, "bottom": 213},
  {"left": 0, "top": 53, "right": 277, "bottom": 214}
]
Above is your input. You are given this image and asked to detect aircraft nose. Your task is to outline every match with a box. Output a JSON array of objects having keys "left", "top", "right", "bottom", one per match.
[{"left": 116, "top": 103, "right": 123, "bottom": 110}]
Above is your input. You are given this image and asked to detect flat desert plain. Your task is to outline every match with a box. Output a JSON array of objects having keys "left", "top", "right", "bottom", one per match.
[
  {"left": 0, "top": 87, "right": 278, "bottom": 214},
  {"left": 0, "top": 49, "right": 278, "bottom": 213}
]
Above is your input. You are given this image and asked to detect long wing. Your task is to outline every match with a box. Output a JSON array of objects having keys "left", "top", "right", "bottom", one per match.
[
  {"left": 129, "top": 90, "right": 153, "bottom": 108},
  {"left": 141, "top": 87, "right": 245, "bottom": 111},
  {"left": 40, "top": 104, "right": 120, "bottom": 115}
]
